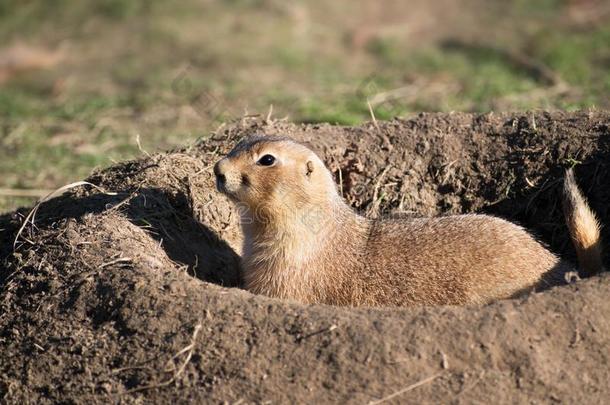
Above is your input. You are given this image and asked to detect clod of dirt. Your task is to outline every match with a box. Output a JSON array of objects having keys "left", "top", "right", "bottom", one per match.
[{"left": 0, "top": 111, "right": 609, "bottom": 403}]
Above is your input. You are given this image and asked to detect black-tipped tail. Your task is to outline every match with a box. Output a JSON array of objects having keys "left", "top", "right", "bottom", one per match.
[{"left": 563, "top": 169, "right": 604, "bottom": 277}]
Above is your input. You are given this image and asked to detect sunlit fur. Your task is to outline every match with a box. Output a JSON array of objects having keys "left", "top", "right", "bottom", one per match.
[
  {"left": 213, "top": 136, "right": 603, "bottom": 307},
  {"left": 563, "top": 168, "right": 604, "bottom": 277}
]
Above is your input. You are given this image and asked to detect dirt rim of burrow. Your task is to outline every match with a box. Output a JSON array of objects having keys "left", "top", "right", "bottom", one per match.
[{"left": 0, "top": 111, "right": 609, "bottom": 404}]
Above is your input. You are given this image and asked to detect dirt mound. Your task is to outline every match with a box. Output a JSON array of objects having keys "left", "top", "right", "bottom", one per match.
[{"left": 1, "top": 111, "right": 609, "bottom": 403}]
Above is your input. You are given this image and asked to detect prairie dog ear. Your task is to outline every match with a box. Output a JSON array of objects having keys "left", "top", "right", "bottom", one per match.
[{"left": 306, "top": 160, "right": 314, "bottom": 177}]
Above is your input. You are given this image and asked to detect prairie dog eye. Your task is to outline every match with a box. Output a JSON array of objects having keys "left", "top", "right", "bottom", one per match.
[{"left": 257, "top": 154, "right": 276, "bottom": 166}]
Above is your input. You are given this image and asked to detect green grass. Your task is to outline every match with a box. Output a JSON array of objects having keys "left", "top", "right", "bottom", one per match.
[{"left": 1, "top": 0, "right": 609, "bottom": 211}]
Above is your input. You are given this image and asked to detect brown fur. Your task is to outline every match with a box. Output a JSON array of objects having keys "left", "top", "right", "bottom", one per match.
[{"left": 213, "top": 136, "right": 603, "bottom": 307}]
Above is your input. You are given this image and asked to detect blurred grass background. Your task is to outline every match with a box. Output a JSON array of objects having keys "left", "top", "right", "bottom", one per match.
[{"left": 1, "top": 0, "right": 609, "bottom": 212}]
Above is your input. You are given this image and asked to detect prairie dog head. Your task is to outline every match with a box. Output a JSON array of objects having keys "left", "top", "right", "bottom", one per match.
[{"left": 214, "top": 136, "right": 339, "bottom": 226}]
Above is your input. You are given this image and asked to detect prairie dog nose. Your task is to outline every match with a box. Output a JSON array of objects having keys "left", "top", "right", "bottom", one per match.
[
  {"left": 214, "top": 159, "right": 228, "bottom": 184},
  {"left": 214, "top": 160, "right": 229, "bottom": 193}
]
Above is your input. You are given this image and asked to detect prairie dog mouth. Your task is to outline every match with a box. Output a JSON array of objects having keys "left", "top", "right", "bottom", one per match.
[{"left": 216, "top": 176, "right": 240, "bottom": 201}]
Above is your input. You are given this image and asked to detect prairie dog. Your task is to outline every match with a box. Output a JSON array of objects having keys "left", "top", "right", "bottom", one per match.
[{"left": 213, "top": 136, "right": 603, "bottom": 307}]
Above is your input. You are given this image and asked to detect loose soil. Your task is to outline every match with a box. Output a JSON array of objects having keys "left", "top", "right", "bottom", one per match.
[{"left": 0, "top": 111, "right": 609, "bottom": 404}]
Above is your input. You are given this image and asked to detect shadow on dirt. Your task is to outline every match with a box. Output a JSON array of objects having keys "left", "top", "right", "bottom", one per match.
[{"left": 2, "top": 187, "right": 241, "bottom": 289}]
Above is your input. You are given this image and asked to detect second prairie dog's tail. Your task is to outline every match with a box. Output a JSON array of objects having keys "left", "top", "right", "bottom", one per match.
[{"left": 563, "top": 169, "right": 604, "bottom": 277}]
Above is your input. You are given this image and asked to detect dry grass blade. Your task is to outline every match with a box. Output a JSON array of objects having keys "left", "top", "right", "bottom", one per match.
[
  {"left": 266, "top": 104, "right": 274, "bottom": 121},
  {"left": 297, "top": 324, "right": 337, "bottom": 342},
  {"left": 366, "top": 165, "right": 392, "bottom": 217},
  {"left": 136, "top": 133, "right": 151, "bottom": 157},
  {"left": 367, "top": 372, "right": 443, "bottom": 405},
  {"left": 367, "top": 99, "right": 380, "bottom": 131},
  {"left": 13, "top": 181, "right": 117, "bottom": 248},
  {"left": 119, "top": 323, "right": 203, "bottom": 395}
]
